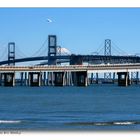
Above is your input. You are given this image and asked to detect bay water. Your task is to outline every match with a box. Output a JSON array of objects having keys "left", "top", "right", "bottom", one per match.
[{"left": 0, "top": 84, "right": 140, "bottom": 131}]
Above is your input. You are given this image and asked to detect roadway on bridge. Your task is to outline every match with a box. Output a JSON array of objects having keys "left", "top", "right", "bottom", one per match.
[{"left": 0, "top": 63, "right": 140, "bottom": 73}]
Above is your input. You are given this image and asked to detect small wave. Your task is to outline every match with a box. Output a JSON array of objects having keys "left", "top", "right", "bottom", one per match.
[
  {"left": 113, "top": 121, "right": 135, "bottom": 125},
  {"left": 0, "top": 120, "right": 21, "bottom": 124},
  {"left": 66, "top": 121, "right": 137, "bottom": 126},
  {"left": 94, "top": 122, "right": 109, "bottom": 126}
]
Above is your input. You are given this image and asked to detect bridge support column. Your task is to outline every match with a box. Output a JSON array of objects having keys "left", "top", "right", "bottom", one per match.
[
  {"left": 113, "top": 72, "right": 116, "bottom": 84},
  {"left": 90, "top": 73, "right": 93, "bottom": 84},
  {"left": 131, "top": 72, "right": 139, "bottom": 84},
  {"left": 20, "top": 72, "right": 24, "bottom": 86},
  {"left": 25, "top": 72, "right": 28, "bottom": 86},
  {"left": 28, "top": 72, "right": 41, "bottom": 86},
  {"left": 96, "top": 73, "right": 99, "bottom": 84},
  {"left": 75, "top": 71, "right": 88, "bottom": 86},
  {"left": 65, "top": 72, "right": 69, "bottom": 86},
  {"left": 90, "top": 73, "right": 99, "bottom": 84},
  {"left": 40, "top": 72, "right": 43, "bottom": 86},
  {"left": 0, "top": 73, "right": 2, "bottom": 86},
  {"left": 65, "top": 72, "right": 73, "bottom": 86},
  {"left": 54, "top": 72, "right": 65, "bottom": 86},
  {"left": 47, "top": 72, "right": 54, "bottom": 86},
  {"left": 3, "top": 73, "right": 15, "bottom": 86},
  {"left": 43, "top": 72, "right": 46, "bottom": 86},
  {"left": 103, "top": 73, "right": 114, "bottom": 84},
  {"left": 70, "top": 55, "right": 88, "bottom": 86},
  {"left": 117, "top": 72, "right": 130, "bottom": 86}
]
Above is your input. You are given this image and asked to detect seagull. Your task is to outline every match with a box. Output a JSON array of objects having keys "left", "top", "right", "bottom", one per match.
[{"left": 47, "top": 18, "right": 52, "bottom": 23}]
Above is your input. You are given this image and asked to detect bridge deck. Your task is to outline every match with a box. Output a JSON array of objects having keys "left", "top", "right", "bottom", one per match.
[
  {"left": 0, "top": 55, "right": 140, "bottom": 65},
  {"left": 0, "top": 63, "right": 140, "bottom": 72}
]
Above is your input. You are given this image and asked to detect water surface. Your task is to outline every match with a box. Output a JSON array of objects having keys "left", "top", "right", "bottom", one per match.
[{"left": 0, "top": 84, "right": 140, "bottom": 131}]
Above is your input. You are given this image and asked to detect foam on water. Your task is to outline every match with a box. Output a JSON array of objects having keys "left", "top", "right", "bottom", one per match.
[
  {"left": 67, "top": 121, "right": 137, "bottom": 126},
  {"left": 94, "top": 122, "right": 109, "bottom": 126},
  {"left": 113, "top": 121, "right": 135, "bottom": 125},
  {"left": 94, "top": 121, "right": 136, "bottom": 126},
  {"left": 0, "top": 120, "right": 21, "bottom": 124}
]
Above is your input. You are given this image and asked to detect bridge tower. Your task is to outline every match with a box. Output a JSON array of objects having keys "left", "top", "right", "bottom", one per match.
[
  {"left": 48, "top": 35, "right": 57, "bottom": 65},
  {"left": 8, "top": 42, "right": 15, "bottom": 66},
  {"left": 104, "top": 39, "right": 111, "bottom": 56},
  {"left": 47, "top": 35, "right": 64, "bottom": 86},
  {"left": 47, "top": 35, "right": 57, "bottom": 86},
  {"left": 0, "top": 42, "right": 16, "bottom": 86},
  {"left": 1, "top": 42, "right": 16, "bottom": 86},
  {"left": 104, "top": 39, "right": 112, "bottom": 83}
]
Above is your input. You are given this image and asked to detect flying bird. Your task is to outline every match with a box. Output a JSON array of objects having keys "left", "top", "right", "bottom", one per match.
[{"left": 47, "top": 18, "right": 52, "bottom": 23}]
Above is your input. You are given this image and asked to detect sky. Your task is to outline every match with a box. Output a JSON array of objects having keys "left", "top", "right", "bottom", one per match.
[{"left": 0, "top": 8, "right": 140, "bottom": 61}]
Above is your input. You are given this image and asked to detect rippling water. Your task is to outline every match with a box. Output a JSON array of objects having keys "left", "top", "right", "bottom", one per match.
[{"left": 0, "top": 84, "right": 140, "bottom": 131}]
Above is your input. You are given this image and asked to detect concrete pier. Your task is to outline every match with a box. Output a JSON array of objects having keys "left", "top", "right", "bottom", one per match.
[
  {"left": 43, "top": 72, "right": 47, "bottom": 86},
  {"left": 20, "top": 72, "right": 24, "bottom": 86},
  {"left": 65, "top": 72, "right": 73, "bottom": 86},
  {"left": 0, "top": 73, "right": 2, "bottom": 86},
  {"left": 117, "top": 72, "right": 130, "bottom": 86},
  {"left": 90, "top": 73, "right": 99, "bottom": 84},
  {"left": 3, "top": 73, "right": 15, "bottom": 86},
  {"left": 76, "top": 71, "right": 88, "bottom": 86},
  {"left": 113, "top": 72, "right": 116, "bottom": 84},
  {"left": 54, "top": 72, "right": 64, "bottom": 86},
  {"left": 72, "top": 72, "right": 88, "bottom": 86},
  {"left": 25, "top": 72, "right": 28, "bottom": 86},
  {"left": 70, "top": 55, "right": 88, "bottom": 86},
  {"left": 131, "top": 72, "right": 139, "bottom": 84},
  {"left": 47, "top": 72, "right": 54, "bottom": 86},
  {"left": 28, "top": 72, "right": 41, "bottom": 86}
]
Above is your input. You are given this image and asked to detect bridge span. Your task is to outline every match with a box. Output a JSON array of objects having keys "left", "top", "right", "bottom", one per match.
[
  {"left": 0, "top": 35, "right": 139, "bottom": 67},
  {"left": 0, "top": 63, "right": 140, "bottom": 72},
  {"left": 0, "top": 55, "right": 140, "bottom": 65},
  {"left": 0, "top": 35, "right": 140, "bottom": 87},
  {"left": 0, "top": 63, "right": 139, "bottom": 87}
]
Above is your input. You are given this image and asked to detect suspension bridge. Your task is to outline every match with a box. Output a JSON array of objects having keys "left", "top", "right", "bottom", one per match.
[
  {"left": 0, "top": 35, "right": 140, "bottom": 87},
  {"left": 0, "top": 35, "right": 140, "bottom": 66}
]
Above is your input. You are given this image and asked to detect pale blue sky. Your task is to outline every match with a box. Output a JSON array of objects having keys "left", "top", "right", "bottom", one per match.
[{"left": 0, "top": 8, "right": 140, "bottom": 60}]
